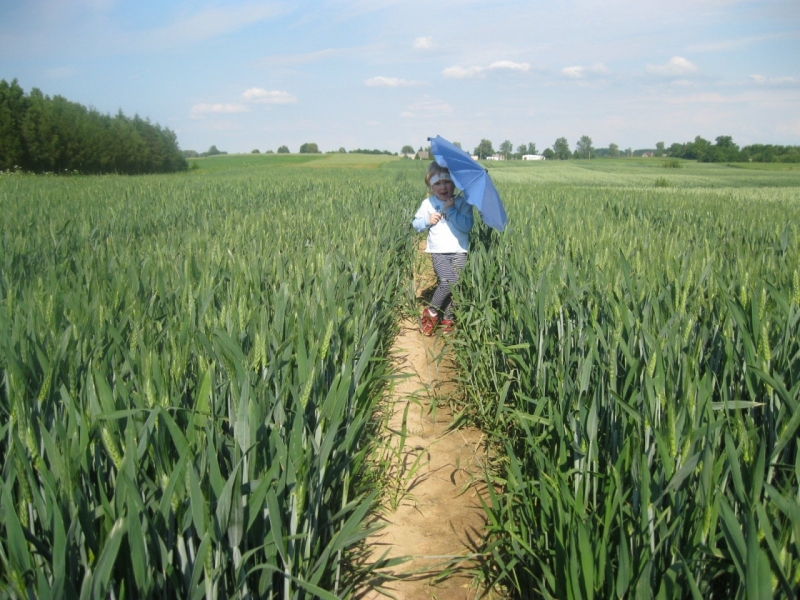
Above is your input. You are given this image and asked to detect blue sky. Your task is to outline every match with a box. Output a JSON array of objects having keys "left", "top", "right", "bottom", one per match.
[{"left": 2, "top": 0, "right": 798, "bottom": 154}]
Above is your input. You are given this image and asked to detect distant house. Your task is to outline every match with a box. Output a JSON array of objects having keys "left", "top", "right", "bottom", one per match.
[
  {"left": 642, "top": 152, "right": 655, "bottom": 158},
  {"left": 416, "top": 150, "right": 430, "bottom": 160},
  {"left": 485, "top": 155, "right": 502, "bottom": 161},
  {"left": 522, "top": 154, "right": 545, "bottom": 161}
]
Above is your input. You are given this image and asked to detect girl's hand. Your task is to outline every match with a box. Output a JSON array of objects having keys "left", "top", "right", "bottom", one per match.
[
  {"left": 442, "top": 197, "right": 455, "bottom": 210},
  {"left": 429, "top": 212, "right": 442, "bottom": 226}
]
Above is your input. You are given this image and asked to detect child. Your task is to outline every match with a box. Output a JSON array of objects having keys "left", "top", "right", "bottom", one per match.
[{"left": 412, "top": 161, "right": 474, "bottom": 335}]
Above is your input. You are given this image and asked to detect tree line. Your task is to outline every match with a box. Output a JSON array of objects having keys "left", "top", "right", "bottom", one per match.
[
  {"left": 187, "top": 144, "right": 398, "bottom": 156},
  {"left": 467, "top": 135, "right": 800, "bottom": 162},
  {"left": 0, "top": 79, "right": 187, "bottom": 174},
  {"left": 667, "top": 136, "right": 800, "bottom": 163}
]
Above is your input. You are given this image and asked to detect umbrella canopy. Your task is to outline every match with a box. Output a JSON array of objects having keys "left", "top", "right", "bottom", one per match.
[{"left": 429, "top": 135, "right": 508, "bottom": 231}]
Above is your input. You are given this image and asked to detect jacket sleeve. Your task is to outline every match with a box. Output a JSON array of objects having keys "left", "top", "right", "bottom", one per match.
[
  {"left": 443, "top": 200, "right": 474, "bottom": 233},
  {"left": 412, "top": 200, "right": 432, "bottom": 233}
]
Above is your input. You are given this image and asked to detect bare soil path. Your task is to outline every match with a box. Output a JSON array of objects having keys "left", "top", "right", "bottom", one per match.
[{"left": 358, "top": 271, "right": 492, "bottom": 599}]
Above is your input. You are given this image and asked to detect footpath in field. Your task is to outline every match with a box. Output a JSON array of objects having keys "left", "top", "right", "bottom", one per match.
[{"left": 359, "top": 277, "right": 491, "bottom": 598}]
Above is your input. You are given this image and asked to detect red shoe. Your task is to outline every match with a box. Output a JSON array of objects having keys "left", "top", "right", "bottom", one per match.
[
  {"left": 420, "top": 307, "right": 439, "bottom": 336},
  {"left": 440, "top": 319, "right": 455, "bottom": 333}
]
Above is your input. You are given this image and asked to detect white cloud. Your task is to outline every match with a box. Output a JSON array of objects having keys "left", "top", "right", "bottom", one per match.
[
  {"left": 750, "top": 74, "right": 798, "bottom": 85},
  {"left": 442, "top": 60, "right": 530, "bottom": 79},
  {"left": 561, "top": 63, "right": 610, "bottom": 79},
  {"left": 242, "top": 88, "right": 297, "bottom": 104},
  {"left": 365, "top": 76, "right": 422, "bottom": 87},
  {"left": 413, "top": 36, "right": 433, "bottom": 49},
  {"left": 646, "top": 56, "right": 699, "bottom": 76},
  {"left": 400, "top": 97, "right": 453, "bottom": 118},
  {"left": 190, "top": 103, "right": 249, "bottom": 118},
  {"left": 489, "top": 61, "right": 530, "bottom": 72},
  {"left": 442, "top": 65, "right": 484, "bottom": 79}
]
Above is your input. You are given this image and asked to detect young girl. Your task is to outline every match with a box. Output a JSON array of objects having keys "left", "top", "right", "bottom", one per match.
[{"left": 412, "top": 162, "right": 474, "bottom": 335}]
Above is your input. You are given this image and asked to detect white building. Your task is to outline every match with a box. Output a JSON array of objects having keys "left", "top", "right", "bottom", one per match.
[{"left": 522, "top": 154, "right": 545, "bottom": 160}]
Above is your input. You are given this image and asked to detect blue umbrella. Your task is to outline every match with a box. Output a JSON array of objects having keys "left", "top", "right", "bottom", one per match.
[{"left": 429, "top": 135, "right": 508, "bottom": 231}]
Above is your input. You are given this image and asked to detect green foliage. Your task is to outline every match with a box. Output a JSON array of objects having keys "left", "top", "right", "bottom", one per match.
[
  {"left": 347, "top": 148, "right": 395, "bottom": 156},
  {"left": 203, "top": 145, "right": 227, "bottom": 157},
  {"left": 0, "top": 166, "right": 418, "bottom": 597},
  {"left": 299, "top": 142, "right": 320, "bottom": 154},
  {"left": 277, "top": 145, "right": 290, "bottom": 153},
  {"left": 668, "top": 135, "right": 800, "bottom": 163},
  {"left": 450, "top": 164, "right": 800, "bottom": 597},
  {"left": 474, "top": 139, "right": 495, "bottom": 160},
  {"left": 553, "top": 137, "right": 571, "bottom": 160},
  {"left": 662, "top": 158, "right": 683, "bottom": 169},
  {"left": 576, "top": 135, "right": 593, "bottom": 159},
  {"left": 0, "top": 79, "right": 187, "bottom": 174},
  {"left": 654, "top": 176, "right": 669, "bottom": 187}
]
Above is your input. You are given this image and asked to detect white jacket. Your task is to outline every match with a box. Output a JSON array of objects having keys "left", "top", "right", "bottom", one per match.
[{"left": 412, "top": 195, "right": 474, "bottom": 253}]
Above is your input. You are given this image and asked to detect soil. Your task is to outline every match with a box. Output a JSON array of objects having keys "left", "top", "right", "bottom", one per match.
[{"left": 357, "top": 258, "right": 493, "bottom": 599}]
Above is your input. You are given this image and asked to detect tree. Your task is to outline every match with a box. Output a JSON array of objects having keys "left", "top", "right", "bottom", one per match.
[
  {"left": 499, "top": 140, "right": 513, "bottom": 159},
  {"left": 473, "top": 139, "right": 494, "bottom": 159},
  {"left": 655, "top": 141, "right": 665, "bottom": 156},
  {"left": 714, "top": 136, "right": 741, "bottom": 162},
  {"left": 516, "top": 144, "right": 527, "bottom": 157},
  {"left": 277, "top": 145, "right": 290, "bottom": 153},
  {"left": 576, "top": 135, "right": 593, "bottom": 159},
  {"left": 625, "top": 148, "right": 632, "bottom": 157},
  {"left": 542, "top": 148, "right": 555, "bottom": 160},
  {"left": 299, "top": 142, "right": 320, "bottom": 153},
  {"left": 338, "top": 147, "right": 346, "bottom": 153},
  {"left": 401, "top": 145, "right": 414, "bottom": 155},
  {"left": 453, "top": 141, "right": 462, "bottom": 149},
  {"left": 608, "top": 143, "right": 619, "bottom": 157},
  {"left": 553, "top": 137, "right": 570, "bottom": 160},
  {"left": 527, "top": 142, "right": 537, "bottom": 155},
  {"left": 0, "top": 79, "right": 190, "bottom": 174},
  {"left": 0, "top": 79, "right": 28, "bottom": 170},
  {"left": 251, "top": 149, "right": 260, "bottom": 154},
  {"left": 715, "top": 135, "right": 735, "bottom": 148}
]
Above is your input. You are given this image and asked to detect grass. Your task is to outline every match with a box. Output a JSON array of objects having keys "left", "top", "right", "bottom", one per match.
[
  {"left": 0, "top": 165, "right": 420, "bottom": 598},
  {"left": 186, "top": 152, "right": 406, "bottom": 173},
  {"left": 186, "top": 152, "right": 328, "bottom": 172},
  {"left": 3, "top": 155, "right": 799, "bottom": 598},
  {"left": 486, "top": 157, "right": 800, "bottom": 188},
  {"left": 449, "top": 162, "right": 800, "bottom": 597}
]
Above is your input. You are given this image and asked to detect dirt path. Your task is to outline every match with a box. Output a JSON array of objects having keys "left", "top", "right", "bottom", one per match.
[{"left": 357, "top": 313, "right": 491, "bottom": 599}]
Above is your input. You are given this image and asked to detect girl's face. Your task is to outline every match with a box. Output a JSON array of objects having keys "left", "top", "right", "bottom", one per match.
[{"left": 432, "top": 178, "right": 455, "bottom": 202}]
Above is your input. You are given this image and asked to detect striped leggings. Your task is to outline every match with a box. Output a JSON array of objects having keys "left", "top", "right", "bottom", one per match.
[{"left": 430, "top": 253, "right": 467, "bottom": 321}]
